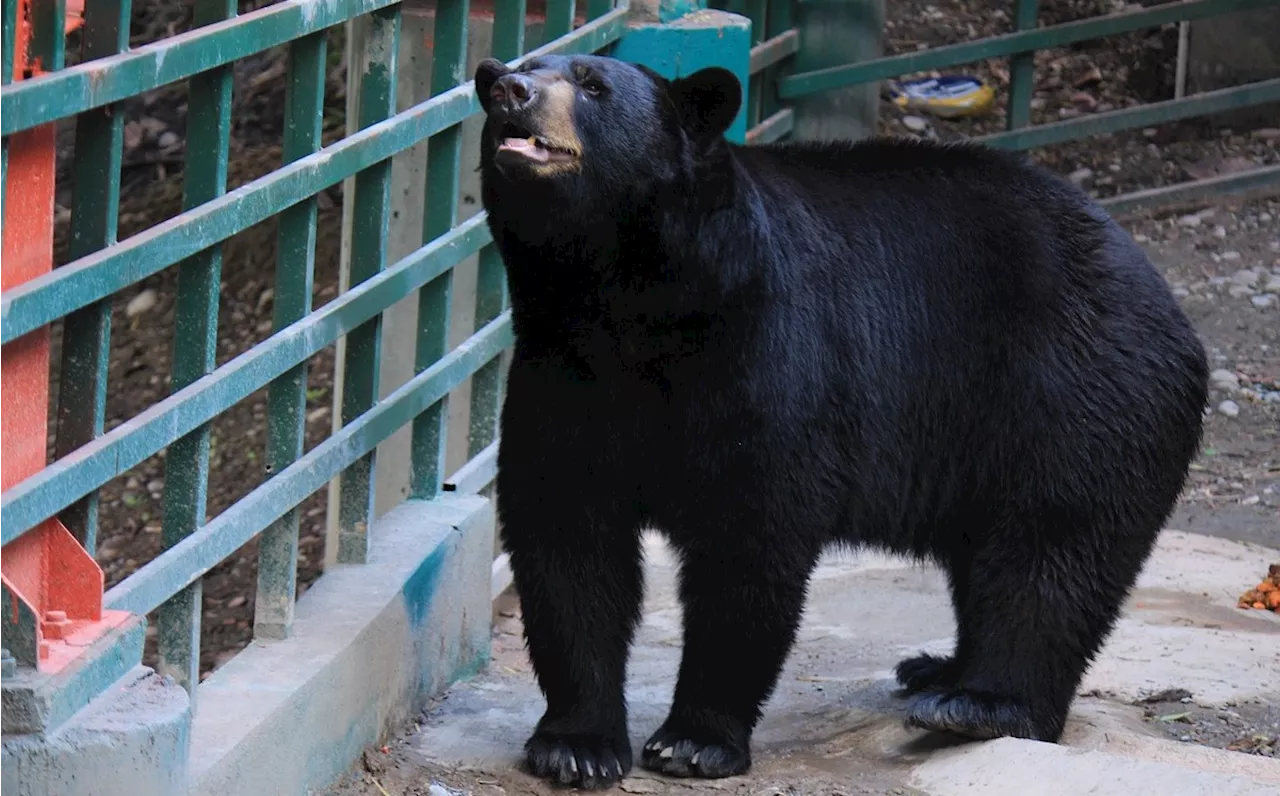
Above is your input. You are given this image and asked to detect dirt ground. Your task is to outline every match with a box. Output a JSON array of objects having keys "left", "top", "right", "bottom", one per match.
[{"left": 44, "top": 1, "right": 1278, "bottom": 682}]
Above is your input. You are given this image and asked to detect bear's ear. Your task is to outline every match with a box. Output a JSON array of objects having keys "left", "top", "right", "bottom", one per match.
[
  {"left": 668, "top": 67, "right": 741, "bottom": 141},
  {"left": 475, "top": 58, "right": 510, "bottom": 113}
]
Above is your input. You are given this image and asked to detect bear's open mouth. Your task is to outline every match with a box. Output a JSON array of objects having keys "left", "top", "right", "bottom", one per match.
[{"left": 495, "top": 121, "right": 578, "bottom": 164}]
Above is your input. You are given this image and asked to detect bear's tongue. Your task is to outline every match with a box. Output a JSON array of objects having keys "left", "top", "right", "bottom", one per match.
[{"left": 500, "top": 136, "right": 550, "bottom": 164}]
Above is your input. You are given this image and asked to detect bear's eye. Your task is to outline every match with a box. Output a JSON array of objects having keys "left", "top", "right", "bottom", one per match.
[{"left": 580, "top": 77, "right": 606, "bottom": 97}]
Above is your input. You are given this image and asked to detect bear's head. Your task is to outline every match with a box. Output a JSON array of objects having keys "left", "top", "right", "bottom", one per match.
[{"left": 474, "top": 54, "right": 741, "bottom": 210}]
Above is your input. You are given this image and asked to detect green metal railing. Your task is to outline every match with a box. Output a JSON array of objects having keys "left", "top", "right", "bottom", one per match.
[
  {"left": 0, "top": 0, "right": 629, "bottom": 696},
  {"left": 730, "top": 0, "right": 1280, "bottom": 210}
]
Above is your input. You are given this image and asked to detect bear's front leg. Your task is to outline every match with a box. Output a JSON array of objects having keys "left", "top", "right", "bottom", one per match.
[
  {"left": 501, "top": 488, "right": 644, "bottom": 790},
  {"left": 642, "top": 533, "right": 820, "bottom": 779}
]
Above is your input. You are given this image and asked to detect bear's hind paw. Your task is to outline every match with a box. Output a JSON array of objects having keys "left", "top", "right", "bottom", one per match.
[
  {"left": 904, "top": 688, "right": 1058, "bottom": 742},
  {"left": 893, "top": 653, "right": 959, "bottom": 696}
]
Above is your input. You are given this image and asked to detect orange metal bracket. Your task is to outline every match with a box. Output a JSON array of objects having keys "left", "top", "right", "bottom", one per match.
[{"left": 1, "top": 0, "right": 128, "bottom": 675}]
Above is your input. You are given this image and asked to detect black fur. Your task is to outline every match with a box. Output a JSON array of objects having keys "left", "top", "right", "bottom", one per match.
[{"left": 474, "top": 55, "right": 1209, "bottom": 790}]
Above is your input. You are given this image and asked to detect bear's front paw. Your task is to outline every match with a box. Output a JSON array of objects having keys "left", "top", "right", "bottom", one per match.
[
  {"left": 893, "top": 653, "right": 959, "bottom": 696},
  {"left": 524, "top": 727, "right": 632, "bottom": 790},
  {"left": 640, "top": 723, "right": 750, "bottom": 779}
]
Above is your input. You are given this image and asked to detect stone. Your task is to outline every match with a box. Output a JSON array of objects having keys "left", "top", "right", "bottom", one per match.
[
  {"left": 1220, "top": 251, "right": 1241, "bottom": 261},
  {"left": 902, "top": 115, "right": 928, "bottom": 133},
  {"left": 1251, "top": 294, "right": 1276, "bottom": 309},
  {"left": 1209, "top": 369, "right": 1240, "bottom": 391},
  {"left": 1262, "top": 275, "right": 1280, "bottom": 294},
  {"left": 125, "top": 289, "right": 158, "bottom": 318},
  {"left": 1217, "top": 400, "right": 1240, "bottom": 417},
  {"left": 1228, "top": 285, "right": 1257, "bottom": 299},
  {"left": 1178, "top": 214, "right": 1203, "bottom": 228},
  {"left": 1230, "top": 268, "right": 1261, "bottom": 287},
  {"left": 1067, "top": 168, "right": 1094, "bottom": 186},
  {"left": 1251, "top": 127, "right": 1280, "bottom": 141}
]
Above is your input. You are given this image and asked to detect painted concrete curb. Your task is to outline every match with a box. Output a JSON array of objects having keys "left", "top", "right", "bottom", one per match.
[
  {"left": 189, "top": 494, "right": 494, "bottom": 796},
  {"left": 1, "top": 666, "right": 191, "bottom": 796}
]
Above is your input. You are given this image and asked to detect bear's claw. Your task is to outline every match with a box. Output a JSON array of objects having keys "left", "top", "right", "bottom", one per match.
[
  {"left": 639, "top": 726, "right": 749, "bottom": 779},
  {"left": 524, "top": 730, "right": 631, "bottom": 790}
]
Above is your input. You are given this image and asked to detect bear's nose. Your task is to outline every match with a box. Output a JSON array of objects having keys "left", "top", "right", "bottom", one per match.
[{"left": 490, "top": 74, "right": 537, "bottom": 113}]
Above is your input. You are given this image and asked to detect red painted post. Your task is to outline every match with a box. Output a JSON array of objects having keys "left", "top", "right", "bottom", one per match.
[{"left": 0, "top": 0, "right": 130, "bottom": 674}]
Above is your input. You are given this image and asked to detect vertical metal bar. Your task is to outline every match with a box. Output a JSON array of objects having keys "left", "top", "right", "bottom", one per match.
[
  {"left": 29, "top": 0, "right": 67, "bottom": 72},
  {"left": 468, "top": 0, "right": 525, "bottom": 459},
  {"left": 543, "top": 0, "right": 575, "bottom": 45},
  {"left": 54, "top": 0, "right": 131, "bottom": 556},
  {"left": 760, "top": 0, "right": 795, "bottom": 123},
  {"left": 0, "top": 0, "right": 19, "bottom": 277},
  {"left": 1006, "top": 0, "right": 1038, "bottom": 131},
  {"left": 336, "top": 5, "right": 400, "bottom": 562},
  {"left": 584, "top": 0, "right": 611, "bottom": 21},
  {"left": 156, "top": 0, "right": 235, "bottom": 697},
  {"left": 408, "top": 0, "right": 467, "bottom": 499},
  {"left": 253, "top": 30, "right": 326, "bottom": 640},
  {"left": 493, "top": 0, "right": 526, "bottom": 59},
  {"left": 743, "top": 0, "right": 769, "bottom": 128}
]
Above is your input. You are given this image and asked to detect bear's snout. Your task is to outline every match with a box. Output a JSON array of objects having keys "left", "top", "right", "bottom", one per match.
[{"left": 490, "top": 74, "right": 538, "bottom": 115}]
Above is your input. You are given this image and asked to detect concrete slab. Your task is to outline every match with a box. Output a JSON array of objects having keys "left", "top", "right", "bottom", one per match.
[
  {"left": 1, "top": 666, "right": 191, "bottom": 796},
  {"left": 383, "top": 529, "right": 1279, "bottom": 795}
]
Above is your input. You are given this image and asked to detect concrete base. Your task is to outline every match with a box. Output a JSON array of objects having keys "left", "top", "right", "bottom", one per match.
[
  {"left": 1, "top": 666, "right": 191, "bottom": 796},
  {"left": 190, "top": 495, "right": 494, "bottom": 796},
  {"left": 391, "top": 530, "right": 1280, "bottom": 795}
]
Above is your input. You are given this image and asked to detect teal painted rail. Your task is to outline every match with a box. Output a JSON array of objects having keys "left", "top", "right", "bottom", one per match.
[
  {"left": 0, "top": 0, "right": 629, "bottom": 700},
  {"left": 747, "top": 0, "right": 1280, "bottom": 207}
]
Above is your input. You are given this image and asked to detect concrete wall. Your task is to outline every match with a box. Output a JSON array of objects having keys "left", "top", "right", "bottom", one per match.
[{"left": 190, "top": 495, "right": 493, "bottom": 796}]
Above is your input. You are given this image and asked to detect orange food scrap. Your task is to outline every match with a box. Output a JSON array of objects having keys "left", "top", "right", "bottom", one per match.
[{"left": 1236, "top": 564, "right": 1280, "bottom": 614}]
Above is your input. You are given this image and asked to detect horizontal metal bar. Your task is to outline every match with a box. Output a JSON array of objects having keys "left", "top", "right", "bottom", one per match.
[
  {"left": 0, "top": 5, "right": 629, "bottom": 344},
  {"left": 749, "top": 29, "right": 798, "bottom": 76},
  {"left": 977, "top": 77, "right": 1280, "bottom": 150},
  {"left": 1, "top": 0, "right": 401, "bottom": 136},
  {"left": 777, "top": 0, "right": 1279, "bottom": 99},
  {"left": 1, "top": 215, "right": 493, "bottom": 544},
  {"left": 103, "top": 311, "right": 514, "bottom": 617},
  {"left": 746, "top": 108, "right": 794, "bottom": 144},
  {"left": 1099, "top": 163, "right": 1280, "bottom": 216},
  {"left": 442, "top": 440, "right": 499, "bottom": 494}
]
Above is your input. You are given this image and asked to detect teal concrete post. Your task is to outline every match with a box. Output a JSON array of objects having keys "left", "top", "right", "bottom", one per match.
[
  {"left": 612, "top": 4, "right": 753, "bottom": 145},
  {"left": 791, "top": 0, "right": 883, "bottom": 141}
]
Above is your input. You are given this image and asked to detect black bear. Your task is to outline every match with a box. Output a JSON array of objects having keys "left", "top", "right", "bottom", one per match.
[{"left": 473, "top": 54, "right": 1208, "bottom": 790}]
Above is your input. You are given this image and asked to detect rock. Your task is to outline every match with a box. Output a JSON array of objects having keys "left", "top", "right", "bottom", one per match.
[
  {"left": 1259, "top": 213, "right": 1274, "bottom": 223},
  {"left": 1263, "top": 275, "right": 1280, "bottom": 294},
  {"left": 1231, "top": 268, "right": 1261, "bottom": 287},
  {"left": 1067, "top": 167, "right": 1094, "bottom": 186},
  {"left": 1220, "top": 251, "right": 1241, "bottom": 262},
  {"left": 1241, "top": 495, "right": 1261, "bottom": 506},
  {"left": 1217, "top": 400, "right": 1240, "bottom": 417},
  {"left": 902, "top": 114, "right": 928, "bottom": 133},
  {"left": 1251, "top": 127, "right": 1280, "bottom": 141},
  {"left": 125, "top": 288, "right": 158, "bottom": 317},
  {"left": 1074, "top": 66, "right": 1103, "bottom": 88},
  {"left": 1252, "top": 294, "right": 1276, "bottom": 309},
  {"left": 1134, "top": 233, "right": 1150, "bottom": 243},
  {"left": 1213, "top": 225, "right": 1228, "bottom": 239},
  {"left": 1171, "top": 287, "right": 1190, "bottom": 298},
  {"left": 1178, "top": 214, "right": 1203, "bottom": 228},
  {"left": 1209, "top": 369, "right": 1240, "bottom": 391},
  {"left": 1069, "top": 91, "right": 1097, "bottom": 112},
  {"left": 1228, "top": 285, "right": 1257, "bottom": 299},
  {"left": 158, "top": 131, "right": 179, "bottom": 148}
]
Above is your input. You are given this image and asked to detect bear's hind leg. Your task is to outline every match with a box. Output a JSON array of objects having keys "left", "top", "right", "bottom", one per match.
[
  {"left": 641, "top": 534, "right": 820, "bottom": 779},
  {"left": 895, "top": 557, "right": 972, "bottom": 695},
  {"left": 503, "top": 499, "right": 645, "bottom": 790},
  {"left": 904, "top": 512, "right": 1153, "bottom": 743}
]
